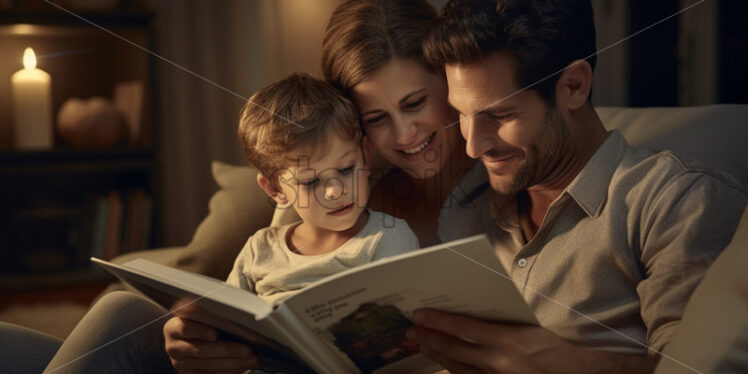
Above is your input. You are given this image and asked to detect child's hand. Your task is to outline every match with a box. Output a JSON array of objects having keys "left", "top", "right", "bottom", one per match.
[{"left": 163, "top": 316, "right": 257, "bottom": 373}]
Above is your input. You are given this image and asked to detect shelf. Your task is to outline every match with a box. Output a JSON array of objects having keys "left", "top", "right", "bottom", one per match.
[
  {"left": 0, "top": 267, "right": 114, "bottom": 293},
  {"left": 0, "top": 4, "right": 160, "bottom": 295},
  {"left": 0, "top": 9, "right": 154, "bottom": 28},
  {"left": 0, "top": 147, "right": 156, "bottom": 174}
]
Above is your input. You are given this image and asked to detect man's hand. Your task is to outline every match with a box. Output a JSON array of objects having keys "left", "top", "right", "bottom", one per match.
[
  {"left": 163, "top": 316, "right": 257, "bottom": 374},
  {"left": 407, "top": 309, "right": 659, "bottom": 374}
]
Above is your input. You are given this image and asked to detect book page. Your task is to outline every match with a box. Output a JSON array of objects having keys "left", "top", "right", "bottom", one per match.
[
  {"left": 282, "top": 235, "right": 536, "bottom": 374},
  {"left": 92, "top": 258, "right": 314, "bottom": 373}
]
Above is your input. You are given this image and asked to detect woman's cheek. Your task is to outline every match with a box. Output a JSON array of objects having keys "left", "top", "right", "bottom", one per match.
[{"left": 364, "top": 124, "right": 390, "bottom": 151}]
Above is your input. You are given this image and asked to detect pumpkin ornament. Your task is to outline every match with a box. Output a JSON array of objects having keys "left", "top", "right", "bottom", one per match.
[{"left": 56, "top": 97, "right": 129, "bottom": 148}]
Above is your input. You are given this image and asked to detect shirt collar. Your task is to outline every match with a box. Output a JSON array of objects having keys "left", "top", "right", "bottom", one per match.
[{"left": 565, "top": 130, "right": 627, "bottom": 217}]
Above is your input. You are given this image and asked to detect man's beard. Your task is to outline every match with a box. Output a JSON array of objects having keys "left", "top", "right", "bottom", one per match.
[{"left": 487, "top": 107, "right": 571, "bottom": 195}]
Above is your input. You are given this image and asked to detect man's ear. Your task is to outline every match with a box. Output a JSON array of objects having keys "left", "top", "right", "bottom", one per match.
[
  {"left": 556, "top": 59, "right": 592, "bottom": 111},
  {"left": 257, "top": 173, "right": 288, "bottom": 205}
]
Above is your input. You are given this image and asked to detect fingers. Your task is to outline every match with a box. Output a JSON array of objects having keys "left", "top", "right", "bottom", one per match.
[
  {"left": 409, "top": 326, "right": 488, "bottom": 369},
  {"left": 165, "top": 316, "right": 218, "bottom": 341},
  {"left": 167, "top": 338, "right": 254, "bottom": 360},
  {"left": 413, "top": 309, "right": 505, "bottom": 346},
  {"left": 164, "top": 316, "right": 257, "bottom": 374},
  {"left": 167, "top": 339, "right": 256, "bottom": 373},
  {"left": 410, "top": 310, "right": 564, "bottom": 374}
]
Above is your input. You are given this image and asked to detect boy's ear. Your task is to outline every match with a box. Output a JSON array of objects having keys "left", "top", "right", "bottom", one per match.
[{"left": 257, "top": 173, "right": 288, "bottom": 205}]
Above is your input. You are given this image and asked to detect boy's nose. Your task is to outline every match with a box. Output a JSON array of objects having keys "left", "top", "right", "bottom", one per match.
[{"left": 324, "top": 178, "right": 343, "bottom": 200}]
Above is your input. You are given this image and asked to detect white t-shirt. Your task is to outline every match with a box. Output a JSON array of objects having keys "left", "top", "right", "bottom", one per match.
[{"left": 226, "top": 209, "right": 419, "bottom": 304}]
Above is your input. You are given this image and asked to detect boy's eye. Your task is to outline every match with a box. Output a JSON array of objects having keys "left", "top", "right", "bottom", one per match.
[
  {"left": 404, "top": 96, "right": 426, "bottom": 109},
  {"left": 299, "top": 178, "right": 319, "bottom": 187},
  {"left": 338, "top": 165, "right": 355, "bottom": 174}
]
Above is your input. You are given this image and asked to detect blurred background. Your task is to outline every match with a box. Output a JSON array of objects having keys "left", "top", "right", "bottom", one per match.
[{"left": 0, "top": 0, "right": 746, "bottom": 327}]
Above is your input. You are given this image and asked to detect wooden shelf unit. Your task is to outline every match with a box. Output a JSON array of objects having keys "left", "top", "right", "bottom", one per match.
[{"left": 0, "top": 5, "right": 161, "bottom": 291}]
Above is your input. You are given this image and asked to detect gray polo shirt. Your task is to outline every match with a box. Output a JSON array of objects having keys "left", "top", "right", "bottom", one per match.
[{"left": 485, "top": 131, "right": 747, "bottom": 353}]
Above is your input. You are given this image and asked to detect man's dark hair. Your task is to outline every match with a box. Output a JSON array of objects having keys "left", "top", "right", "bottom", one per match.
[{"left": 424, "top": 0, "right": 596, "bottom": 104}]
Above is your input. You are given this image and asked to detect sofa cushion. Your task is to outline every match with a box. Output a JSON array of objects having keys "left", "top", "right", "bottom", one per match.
[
  {"left": 167, "top": 161, "right": 276, "bottom": 280},
  {"left": 598, "top": 105, "right": 748, "bottom": 187},
  {"left": 654, "top": 206, "right": 748, "bottom": 373}
]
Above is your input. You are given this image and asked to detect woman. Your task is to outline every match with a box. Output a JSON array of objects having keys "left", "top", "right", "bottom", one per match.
[
  {"left": 164, "top": 0, "right": 492, "bottom": 372},
  {"left": 0, "top": 1, "right": 492, "bottom": 373},
  {"left": 277, "top": 0, "right": 490, "bottom": 246},
  {"left": 324, "top": 0, "right": 489, "bottom": 245}
]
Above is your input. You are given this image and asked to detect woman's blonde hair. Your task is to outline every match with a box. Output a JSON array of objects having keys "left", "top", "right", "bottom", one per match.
[{"left": 321, "top": 0, "right": 438, "bottom": 92}]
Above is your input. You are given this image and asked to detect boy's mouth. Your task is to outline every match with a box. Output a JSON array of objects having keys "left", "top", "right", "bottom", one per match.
[{"left": 328, "top": 203, "right": 354, "bottom": 216}]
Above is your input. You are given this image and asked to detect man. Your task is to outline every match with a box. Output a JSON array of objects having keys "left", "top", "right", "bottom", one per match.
[{"left": 407, "top": 0, "right": 748, "bottom": 373}]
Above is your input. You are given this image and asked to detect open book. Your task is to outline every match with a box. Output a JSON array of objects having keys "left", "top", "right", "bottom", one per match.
[{"left": 93, "top": 234, "right": 536, "bottom": 374}]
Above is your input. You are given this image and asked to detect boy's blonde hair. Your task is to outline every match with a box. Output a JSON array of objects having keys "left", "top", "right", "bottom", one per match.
[{"left": 238, "top": 73, "right": 362, "bottom": 186}]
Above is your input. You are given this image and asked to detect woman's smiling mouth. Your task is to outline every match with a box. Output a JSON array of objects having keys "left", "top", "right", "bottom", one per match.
[{"left": 399, "top": 132, "right": 435, "bottom": 155}]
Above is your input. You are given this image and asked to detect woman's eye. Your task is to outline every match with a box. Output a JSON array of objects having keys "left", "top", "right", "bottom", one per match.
[
  {"left": 404, "top": 97, "right": 426, "bottom": 109},
  {"left": 338, "top": 165, "right": 355, "bottom": 175},
  {"left": 299, "top": 178, "right": 319, "bottom": 187},
  {"left": 365, "top": 114, "right": 386, "bottom": 125}
]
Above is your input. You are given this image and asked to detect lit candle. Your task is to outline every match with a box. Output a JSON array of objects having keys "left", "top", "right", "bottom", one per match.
[{"left": 11, "top": 47, "right": 53, "bottom": 149}]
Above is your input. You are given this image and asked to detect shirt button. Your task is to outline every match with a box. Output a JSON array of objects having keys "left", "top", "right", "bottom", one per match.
[{"left": 517, "top": 258, "right": 528, "bottom": 267}]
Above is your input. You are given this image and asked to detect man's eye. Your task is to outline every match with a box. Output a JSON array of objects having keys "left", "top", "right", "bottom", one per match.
[
  {"left": 299, "top": 178, "right": 319, "bottom": 187},
  {"left": 405, "top": 97, "right": 426, "bottom": 109},
  {"left": 338, "top": 165, "right": 355, "bottom": 175},
  {"left": 489, "top": 113, "right": 513, "bottom": 122}
]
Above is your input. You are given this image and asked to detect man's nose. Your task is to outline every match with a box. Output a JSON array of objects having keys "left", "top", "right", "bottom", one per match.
[
  {"left": 324, "top": 178, "right": 344, "bottom": 200},
  {"left": 462, "top": 113, "right": 493, "bottom": 158}
]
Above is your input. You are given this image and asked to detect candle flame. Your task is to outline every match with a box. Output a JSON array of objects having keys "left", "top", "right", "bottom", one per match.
[{"left": 23, "top": 47, "right": 37, "bottom": 70}]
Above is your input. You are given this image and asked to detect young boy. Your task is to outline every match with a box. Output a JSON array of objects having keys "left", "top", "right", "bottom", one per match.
[{"left": 226, "top": 73, "right": 419, "bottom": 303}]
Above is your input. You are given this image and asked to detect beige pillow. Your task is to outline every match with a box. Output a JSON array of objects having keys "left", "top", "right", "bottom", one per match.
[
  {"left": 167, "top": 161, "right": 276, "bottom": 280},
  {"left": 654, "top": 207, "right": 748, "bottom": 373},
  {"left": 597, "top": 105, "right": 748, "bottom": 187}
]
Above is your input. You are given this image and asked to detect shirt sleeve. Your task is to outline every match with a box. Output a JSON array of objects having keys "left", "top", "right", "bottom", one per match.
[
  {"left": 372, "top": 218, "right": 421, "bottom": 261},
  {"left": 637, "top": 172, "right": 747, "bottom": 351},
  {"left": 224, "top": 236, "right": 256, "bottom": 293}
]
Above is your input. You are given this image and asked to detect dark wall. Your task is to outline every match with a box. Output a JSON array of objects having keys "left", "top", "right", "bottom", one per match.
[
  {"left": 628, "top": 0, "right": 748, "bottom": 106},
  {"left": 719, "top": 1, "right": 748, "bottom": 103},
  {"left": 628, "top": 0, "right": 679, "bottom": 106}
]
